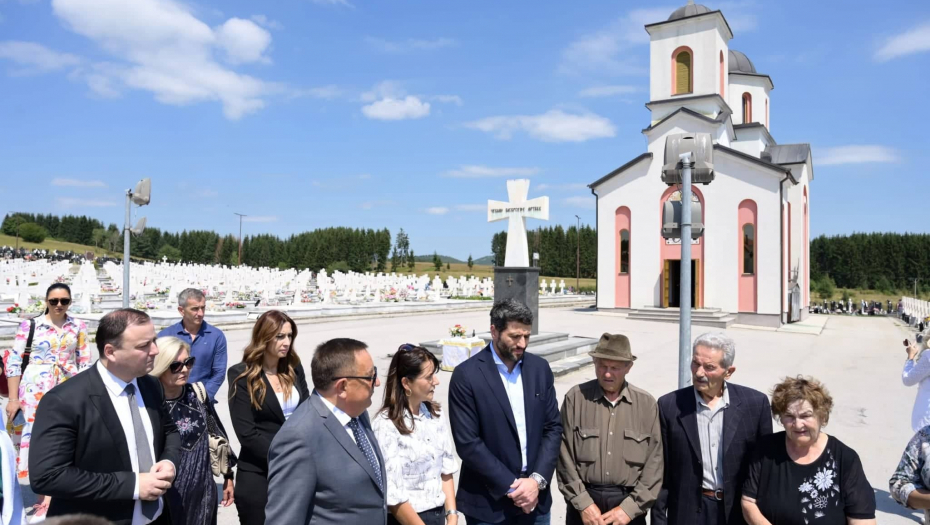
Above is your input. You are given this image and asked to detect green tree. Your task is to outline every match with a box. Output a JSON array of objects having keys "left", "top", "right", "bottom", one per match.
[
  {"left": 432, "top": 252, "right": 442, "bottom": 272},
  {"left": 91, "top": 228, "right": 107, "bottom": 249},
  {"left": 815, "top": 275, "right": 836, "bottom": 300},
  {"left": 18, "top": 223, "right": 47, "bottom": 243},
  {"left": 467, "top": 254, "right": 474, "bottom": 270},
  {"left": 407, "top": 250, "right": 416, "bottom": 272},
  {"left": 157, "top": 244, "right": 182, "bottom": 262},
  {"left": 446, "top": 262, "right": 450, "bottom": 270}
]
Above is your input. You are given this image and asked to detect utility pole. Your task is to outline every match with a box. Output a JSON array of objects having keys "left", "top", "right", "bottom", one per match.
[
  {"left": 678, "top": 152, "right": 694, "bottom": 389},
  {"left": 574, "top": 215, "right": 581, "bottom": 292},
  {"left": 234, "top": 213, "right": 247, "bottom": 266}
]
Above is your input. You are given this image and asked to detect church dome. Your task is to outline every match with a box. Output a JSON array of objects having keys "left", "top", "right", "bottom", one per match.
[
  {"left": 728, "top": 49, "right": 757, "bottom": 74},
  {"left": 668, "top": 1, "right": 712, "bottom": 21}
]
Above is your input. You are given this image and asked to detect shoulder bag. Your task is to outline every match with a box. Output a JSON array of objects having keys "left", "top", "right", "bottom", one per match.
[{"left": 191, "top": 381, "right": 235, "bottom": 477}]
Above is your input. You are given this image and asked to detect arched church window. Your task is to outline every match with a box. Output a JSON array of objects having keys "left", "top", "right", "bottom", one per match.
[
  {"left": 668, "top": 190, "right": 699, "bottom": 203},
  {"left": 672, "top": 47, "right": 693, "bottom": 95},
  {"left": 620, "top": 230, "right": 630, "bottom": 274},
  {"left": 742, "top": 224, "right": 755, "bottom": 275},
  {"left": 742, "top": 92, "right": 752, "bottom": 123}
]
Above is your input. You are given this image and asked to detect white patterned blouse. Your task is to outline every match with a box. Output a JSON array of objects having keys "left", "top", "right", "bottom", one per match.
[{"left": 372, "top": 403, "right": 459, "bottom": 512}]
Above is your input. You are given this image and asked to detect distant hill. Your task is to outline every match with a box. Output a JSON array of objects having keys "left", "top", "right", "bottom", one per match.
[
  {"left": 413, "top": 254, "right": 465, "bottom": 264},
  {"left": 473, "top": 255, "right": 495, "bottom": 266}
]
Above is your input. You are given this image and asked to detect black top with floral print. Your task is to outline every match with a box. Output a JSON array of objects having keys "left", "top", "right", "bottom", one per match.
[{"left": 743, "top": 432, "right": 875, "bottom": 525}]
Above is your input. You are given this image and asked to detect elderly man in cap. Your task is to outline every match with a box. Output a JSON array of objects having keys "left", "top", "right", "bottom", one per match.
[{"left": 556, "top": 333, "right": 662, "bottom": 525}]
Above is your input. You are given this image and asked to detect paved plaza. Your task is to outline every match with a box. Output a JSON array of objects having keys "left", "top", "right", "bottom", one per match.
[{"left": 205, "top": 309, "right": 923, "bottom": 524}]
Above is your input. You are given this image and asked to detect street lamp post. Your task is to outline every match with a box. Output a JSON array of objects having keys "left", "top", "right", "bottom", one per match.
[
  {"left": 122, "top": 179, "right": 151, "bottom": 308},
  {"left": 234, "top": 213, "right": 247, "bottom": 266},
  {"left": 574, "top": 215, "right": 581, "bottom": 292}
]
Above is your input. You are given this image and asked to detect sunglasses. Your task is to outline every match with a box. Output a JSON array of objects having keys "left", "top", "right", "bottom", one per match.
[
  {"left": 169, "top": 356, "right": 196, "bottom": 374},
  {"left": 336, "top": 366, "right": 378, "bottom": 384},
  {"left": 398, "top": 343, "right": 418, "bottom": 353},
  {"left": 47, "top": 298, "right": 71, "bottom": 306}
]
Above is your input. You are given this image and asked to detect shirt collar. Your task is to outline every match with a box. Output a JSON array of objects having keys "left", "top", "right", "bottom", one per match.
[
  {"left": 177, "top": 321, "right": 210, "bottom": 337},
  {"left": 315, "top": 391, "right": 353, "bottom": 427},
  {"left": 35, "top": 314, "right": 76, "bottom": 330},
  {"left": 411, "top": 402, "right": 433, "bottom": 420},
  {"left": 694, "top": 381, "right": 730, "bottom": 409},
  {"left": 596, "top": 381, "right": 632, "bottom": 406},
  {"left": 96, "top": 361, "right": 140, "bottom": 398},
  {"left": 490, "top": 341, "right": 522, "bottom": 372}
]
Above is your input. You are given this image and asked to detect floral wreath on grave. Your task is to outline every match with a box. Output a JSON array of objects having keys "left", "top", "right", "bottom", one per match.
[
  {"left": 225, "top": 301, "right": 246, "bottom": 309},
  {"left": 54, "top": 275, "right": 67, "bottom": 284},
  {"left": 449, "top": 324, "right": 467, "bottom": 338},
  {"left": 133, "top": 301, "right": 156, "bottom": 311},
  {"left": 23, "top": 300, "right": 45, "bottom": 314},
  {"left": 5, "top": 304, "right": 22, "bottom": 314}
]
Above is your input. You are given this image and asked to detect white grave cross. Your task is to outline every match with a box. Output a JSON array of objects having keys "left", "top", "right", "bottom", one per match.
[{"left": 487, "top": 179, "right": 549, "bottom": 267}]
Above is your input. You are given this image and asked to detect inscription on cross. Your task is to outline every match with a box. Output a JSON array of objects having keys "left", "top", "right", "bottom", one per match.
[{"left": 488, "top": 179, "right": 549, "bottom": 267}]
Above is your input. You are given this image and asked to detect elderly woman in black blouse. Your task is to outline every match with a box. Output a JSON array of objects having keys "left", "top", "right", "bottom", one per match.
[{"left": 741, "top": 376, "right": 875, "bottom": 525}]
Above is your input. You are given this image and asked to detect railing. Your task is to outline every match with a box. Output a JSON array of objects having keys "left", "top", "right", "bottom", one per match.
[{"left": 901, "top": 297, "right": 929, "bottom": 325}]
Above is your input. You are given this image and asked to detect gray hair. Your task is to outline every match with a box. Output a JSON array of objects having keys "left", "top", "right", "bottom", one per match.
[
  {"left": 692, "top": 331, "right": 736, "bottom": 368},
  {"left": 178, "top": 288, "right": 205, "bottom": 307},
  {"left": 490, "top": 299, "right": 534, "bottom": 332}
]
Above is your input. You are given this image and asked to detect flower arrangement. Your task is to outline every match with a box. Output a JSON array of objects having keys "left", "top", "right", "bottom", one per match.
[
  {"left": 225, "top": 301, "right": 246, "bottom": 309},
  {"left": 449, "top": 324, "right": 467, "bottom": 338},
  {"left": 5, "top": 304, "right": 22, "bottom": 314},
  {"left": 154, "top": 287, "right": 169, "bottom": 296},
  {"left": 133, "top": 301, "right": 156, "bottom": 310},
  {"left": 54, "top": 275, "right": 67, "bottom": 284},
  {"left": 19, "top": 300, "right": 45, "bottom": 314}
]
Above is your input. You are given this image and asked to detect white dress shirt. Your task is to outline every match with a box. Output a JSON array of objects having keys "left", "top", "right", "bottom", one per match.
[
  {"left": 694, "top": 383, "right": 730, "bottom": 492},
  {"left": 491, "top": 342, "right": 528, "bottom": 471},
  {"left": 95, "top": 361, "right": 162, "bottom": 525},
  {"left": 316, "top": 391, "right": 357, "bottom": 443},
  {"left": 275, "top": 386, "right": 300, "bottom": 420},
  {"left": 903, "top": 351, "right": 930, "bottom": 431}
]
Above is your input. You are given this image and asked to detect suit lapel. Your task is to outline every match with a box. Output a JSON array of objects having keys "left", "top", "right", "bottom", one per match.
[
  {"left": 477, "top": 347, "right": 518, "bottom": 435},
  {"left": 722, "top": 384, "right": 742, "bottom": 455},
  {"left": 262, "top": 373, "right": 286, "bottom": 423},
  {"left": 88, "top": 366, "right": 132, "bottom": 469},
  {"left": 312, "top": 396, "right": 384, "bottom": 494},
  {"left": 677, "top": 389, "right": 702, "bottom": 461}
]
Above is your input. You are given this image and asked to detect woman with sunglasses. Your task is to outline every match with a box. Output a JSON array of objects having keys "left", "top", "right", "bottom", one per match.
[
  {"left": 228, "top": 310, "right": 310, "bottom": 525},
  {"left": 3, "top": 282, "right": 89, "bottom": 518},
  {"left": 151, "top": 336, "right": 236, "bottom": 525},
  {"left": 372, "top": 344, "right": 458, "bottom": 525}
]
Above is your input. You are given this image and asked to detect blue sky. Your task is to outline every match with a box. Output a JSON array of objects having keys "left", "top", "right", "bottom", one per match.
[{"left": 0, "top": 0, "right": 928, "bottom": 261}]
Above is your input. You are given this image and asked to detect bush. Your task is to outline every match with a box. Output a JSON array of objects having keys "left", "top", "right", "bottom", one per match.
[
  {"left": 157, "top": 244, "right": 182, "bottom": 262},
  {"left": 875, "top": 275, "right": 895, "bottom": 295},
  {"left": 814, "top": 275, "right": 835, "bottom": 300},
  {"left": 326, "top": 260, "right": 351, "bottom": 274},
  {"left": 18, "top": 222, "right": 47, "bottom": 243}
]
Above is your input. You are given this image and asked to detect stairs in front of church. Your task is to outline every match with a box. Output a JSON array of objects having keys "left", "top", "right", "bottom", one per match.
[{"left": 627, "top": 307, "right": 736, "bottom": 328}]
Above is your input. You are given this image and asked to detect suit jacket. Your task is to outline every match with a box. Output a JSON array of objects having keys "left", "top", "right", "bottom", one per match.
[
  {"left": 227, "top": 362, "right": 310, "bottom": 474},
  {"left": 29, "top": 363, "right": 181, "bottom": 525},
  {"left": 448, "top": 345, "right": 563, "bottom": 523},
  {"left": 264, "top": 394, "right": 387, "bottom": 525},
  {"left": 651, "top": 383, "right": 772, "bottom": 525}
]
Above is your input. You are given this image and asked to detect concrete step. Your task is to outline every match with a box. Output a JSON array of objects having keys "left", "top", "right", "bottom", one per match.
[
  {"left": 528, "top": 336, "right": 598, "bottom": 363},
  {"left": 626, "top": 313, "right": 736, "bottom": 328},
  {"left": 550, "top": 353, "right": 596, "bottom": 377}
]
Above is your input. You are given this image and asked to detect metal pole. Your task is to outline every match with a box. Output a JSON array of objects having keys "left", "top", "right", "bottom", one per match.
[
  {"left": 678, "top": 152, "right": 693, "bottom": 389},
  {"left": 234, "top": 213, "right": 247, "bottom": 266},
  {"left": 575, "top": 215, "right": 581, "bottom": 292},
  {"left": 122, "top": 190, "right": 131, "bottom": 308}
]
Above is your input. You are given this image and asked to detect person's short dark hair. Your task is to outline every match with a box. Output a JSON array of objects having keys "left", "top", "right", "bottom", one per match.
[
  {"left": 43, "top": 514, "right": 115, "bottom": 525},
  {"left": 312, "top": 338, "right": 368, "bottom": 392},
  {"left": 96, "top": 308, "right": 151, "bottom": 354},
  {"left": 490, "top": 298, "right": 533, "bottom": 332}
]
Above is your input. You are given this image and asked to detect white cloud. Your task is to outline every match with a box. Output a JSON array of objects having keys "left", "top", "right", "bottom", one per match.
[
  {"left": 442, "top": 165, "right": 540, "bottom": 178},
  {"left": 56, "top": 197, "right": 116, "bottom": 207},
  {"left": 365, "top": 37, "right": 455, "bottom": 53},
  {"left": 250, "top": 14, "right": 282, "bottom": 31},
  {"left": 578, "top": 85, "right": 640, "bottom": 98},
  {"left": 875, "top": 22, "right": 930, "bottom": 61},
  {"left": 362, "top": 96, "right": 430, "bottom": 120},
  {"left": 466, "top": 110, "right": 616, "bottom": 142},
  {"left": 215, "top": 18, "right": 272, "bottom": 65},
  {"left": 432, "top": 94, "right": 463, "bottom": 106},
  {"left": 0, "top": 41, "right": 81, "bottom": 74},
  {"left": 51, "top": 177, "right": 107, "bottom": 187},
  {"left": 454, "top": 204, "right": 486, "bottom": 212},
  {"left": 425, "top": 207, "right": 449, "bottom": 215},
  {"left": 242, "top": 215, "right": 277, "bottom": 223},
  {"left": 559, "top": 7, "right": 670, "bottom": 76},
  {"left": 564, "top": 196, "right": 595, "bottom": 209},
  {"left": 49, "top": 0, "right": 288, "bottom": 119},
  {"left": 818, "top": 145, "right": 901, "bottom": 166}
]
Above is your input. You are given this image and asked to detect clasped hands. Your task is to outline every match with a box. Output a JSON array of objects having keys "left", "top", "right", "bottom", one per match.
[
  {"left": 139, "top": 461, "right": 176, "bottom": 501},
  {"left": 580, "top": 503, "right": 632, "bottom": 525},
  {"left": 507, "top": 477, "right": 539, "bottom": 514}
]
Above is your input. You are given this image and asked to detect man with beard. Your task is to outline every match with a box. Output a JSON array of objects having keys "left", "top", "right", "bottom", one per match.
[
  {"left": 449, "top": 299, "right": 562, "bottom": 524},
  {"left": 651, "top": 332, "right": 771, "bottom": 525}
]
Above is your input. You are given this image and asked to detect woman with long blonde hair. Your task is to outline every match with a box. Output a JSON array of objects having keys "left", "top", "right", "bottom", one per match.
[{"left": 227, "top": 310, "right": 310, "bottom": 525}]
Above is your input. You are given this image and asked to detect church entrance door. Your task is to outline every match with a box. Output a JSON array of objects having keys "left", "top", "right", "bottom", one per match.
[{"left": 663, "top": 259, "right": 698, "bottom": 308}]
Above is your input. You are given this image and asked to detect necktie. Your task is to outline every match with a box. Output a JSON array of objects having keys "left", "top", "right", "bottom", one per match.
[
  {"left": 347, "top": 418, "right": 383, "bottom": 490},
  {"left": 125, "top": 384, "right": 159, "bottom": 520}
]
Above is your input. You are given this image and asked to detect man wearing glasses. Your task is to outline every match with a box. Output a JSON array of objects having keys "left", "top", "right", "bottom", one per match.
[{"left": 265, "top": 337, "right": 387, "bottom": 525}]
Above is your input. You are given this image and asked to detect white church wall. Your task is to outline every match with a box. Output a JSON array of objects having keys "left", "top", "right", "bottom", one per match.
[
  {"left": 649, "top": 18, "right": 731, "bottom": 102},
  {"left": 728, "top": 136, "right": 764, "bottom": 158},
  {"left": 728, "top": 76, "right": 770, "bottom": 127},
  {"left": 785, "top": 164, "right": 810, "bottom": 308},
  {"left": 645, "top": 116, "right": 723, "bottom": 150}
]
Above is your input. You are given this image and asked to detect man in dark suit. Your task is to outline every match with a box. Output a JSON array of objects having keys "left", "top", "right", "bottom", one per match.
[
  {"left": 651, "top": 332, "right": 772, "bottom": 525},
  {"left": 449, "top": 299, "right": 562, "bottom": 524},
  {"left": 30, "top": 308, "right": 181, "bottom": 525},
  {"left": 264, "top": 338, "right": 386, "bottom": 524}
]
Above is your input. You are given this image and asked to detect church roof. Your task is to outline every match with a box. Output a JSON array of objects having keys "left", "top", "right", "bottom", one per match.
[
  {"left": 728, "top": 50, "right": 756, "bottom": 74},
  {"left": 714, "top": 144, "right": 798, "bottom": 183},
  {"left": 733, "top": 122, "right": 776, "bottom": 146},
  {"left": 668, "top": 1, "right": 712, "bottom": 21},
  {"left": 763, "top": 144, "right": 813, "bottom": 180},
  {"left": 589, "top": 153, "right": 653, "bottom": 190},
  {"left": 642, "top": 106, "right": 731, "bottom": 134}
]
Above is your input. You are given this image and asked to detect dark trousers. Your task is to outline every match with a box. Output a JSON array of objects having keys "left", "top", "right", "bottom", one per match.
[
  {"left": 699, "top": 495, "right": 725, "bottom": 525},
  {"left": 234, "top": 470, "right": 268, "bottom": 525},
  {"left": 566, "top": 485, "right": 646, "bottom": 525},
  {"left": 465, "top": 511, "right": 550, "bottom": 525},
  {"left": 388, "top": 506, "right": 445, "bottom": 525}
]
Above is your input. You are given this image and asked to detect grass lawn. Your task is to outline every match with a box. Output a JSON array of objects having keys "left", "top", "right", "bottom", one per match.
[
  {"left": 406, "top": 262, "right": 596, "bottom": 289},
  {"left": 812, "top": 287, "right": 917, "bottom": 304},
  {"left": 0, "top": 234, "right": 119, "bottom": 257}
]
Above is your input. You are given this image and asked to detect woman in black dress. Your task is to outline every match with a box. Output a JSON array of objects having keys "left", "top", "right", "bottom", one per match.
[
  {"left": 741, "top": 376, "right": 876, "bottom": 525},
  {"left": 152, "top": 336, "right": 236, "bottom": 525}
]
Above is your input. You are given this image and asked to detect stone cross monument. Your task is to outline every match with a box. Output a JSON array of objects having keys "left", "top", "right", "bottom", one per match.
[{"left": 488, "top": 179, "right": 549, "bottom": 334}]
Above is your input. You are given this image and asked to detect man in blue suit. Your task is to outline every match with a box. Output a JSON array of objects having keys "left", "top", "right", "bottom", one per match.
[{"left": 449, "top": 299, "right": 562, "bottom": 525}]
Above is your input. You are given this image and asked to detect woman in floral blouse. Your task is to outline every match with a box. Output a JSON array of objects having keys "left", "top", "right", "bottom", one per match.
[
  {"left": 152, "top": 336, "right": 235, "bottom": 525},
  {"left": 3, "top": 283, "right": 89, "bottom": 517},
  {"left": 889, "top": 425, "right": 930, "bottom": 521},
  {"left": 741, "top": 376, "right": 875, "bottom": 525}
]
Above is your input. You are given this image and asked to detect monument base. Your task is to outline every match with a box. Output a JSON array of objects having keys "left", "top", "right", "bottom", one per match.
[{"left": 493, "top": 267, "right": 540, "bottom": 335}]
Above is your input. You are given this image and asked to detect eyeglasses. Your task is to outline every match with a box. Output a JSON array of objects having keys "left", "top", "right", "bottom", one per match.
[
  {"left": 275, "top": 333, "right": 294, "bottom": 341},
  {"left": 336, "top": 366, "right": 378, "bottom": 384},
  {"left": 47, "top": 298, "right": 71, "bottom": 306},
  {"left": 169, "top": 356, "right": 196, "bottom": 374}
]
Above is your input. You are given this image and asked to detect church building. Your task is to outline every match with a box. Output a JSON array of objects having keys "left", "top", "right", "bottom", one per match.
[{"left": 589, "top": 1, "right": 812, "bottom": 327}]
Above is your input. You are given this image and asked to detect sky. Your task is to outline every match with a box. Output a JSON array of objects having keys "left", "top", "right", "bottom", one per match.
[{"left": 0, "top": 0, "right": 928, "bottom": 261}]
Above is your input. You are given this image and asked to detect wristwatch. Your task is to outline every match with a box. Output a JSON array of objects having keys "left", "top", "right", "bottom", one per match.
[
  {"left": 444, "top": 509, "right": 459, "bottom": 517},
  {"left": 529, "top": 472, "right": 547, "bottom": 490}
]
